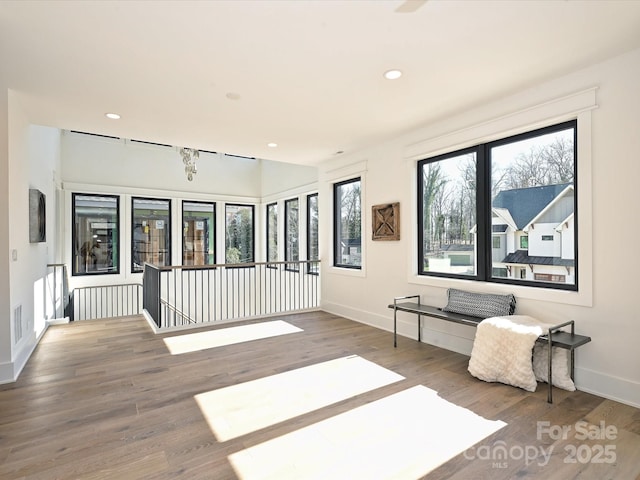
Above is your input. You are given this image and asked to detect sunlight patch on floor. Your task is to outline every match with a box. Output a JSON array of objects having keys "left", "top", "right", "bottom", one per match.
[
  {"left": 195, "top": 355, "right": 404, "bottom": 441},
  {"left": 228, "top": 385, "right": 507, "bottom": 480},
  {"left": 163, "top": 320, "right": 303, "bottom": 355}
]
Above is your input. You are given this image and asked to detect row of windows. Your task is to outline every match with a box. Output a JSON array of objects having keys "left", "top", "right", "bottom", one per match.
[
  {"left": 331, "top": 120, "right": 578, "bottom": 291},
  {"left": 72, "top": 194, "right": 318, "bottom": 276},
  {"left": 266, "top": 194, "right": 319, "bottom": 274},
  {"left": 74, "top": 120, "right": 578, "bottom": 294}
]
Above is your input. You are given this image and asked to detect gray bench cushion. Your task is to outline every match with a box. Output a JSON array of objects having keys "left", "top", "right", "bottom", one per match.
[{"left": 442, "top": 288, "right": 516, "bottom": 318}]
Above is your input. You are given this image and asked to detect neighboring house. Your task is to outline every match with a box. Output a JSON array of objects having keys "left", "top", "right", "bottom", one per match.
[
  {"left": 491, "top": 183, "right": 575, "bottom": 284},
  {"left": 340, "top": 238, "right": 362, "bottom": 266},
  {"left": 437, "top": 244, "right": 475, "bottom": 275}
]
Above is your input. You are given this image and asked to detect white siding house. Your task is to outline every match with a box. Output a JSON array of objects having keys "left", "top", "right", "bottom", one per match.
[{"left": 493, "top": 184, "right": 575, "bottom": 284}]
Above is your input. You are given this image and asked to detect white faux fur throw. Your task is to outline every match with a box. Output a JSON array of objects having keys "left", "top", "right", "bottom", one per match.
[{"left": 468, "top": 315, "right": 546, "bottom": 392}]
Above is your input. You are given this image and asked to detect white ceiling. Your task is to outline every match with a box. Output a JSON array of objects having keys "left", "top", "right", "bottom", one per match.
[{"left": 2, "top": 0, "right": 640, "bottom": 166}]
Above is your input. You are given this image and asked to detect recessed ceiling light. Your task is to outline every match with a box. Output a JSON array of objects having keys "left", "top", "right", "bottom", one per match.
[
  {"left": 384, "top": 69, "right": 402, "bottom": 80},
  {"left": 105, "top": 112, "right": 120, "bottom": 119},
  {"left": 267, "top": 142, "right": 278, "bottom": 148}
]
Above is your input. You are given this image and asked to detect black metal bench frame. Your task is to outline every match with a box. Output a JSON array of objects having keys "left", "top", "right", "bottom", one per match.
[{"left": 389, "top": 294, "right": 591, "bottom": 403}]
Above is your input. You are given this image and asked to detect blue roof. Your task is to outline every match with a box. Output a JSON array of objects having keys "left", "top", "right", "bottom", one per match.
[{"left": 492, "top": 183, "right": 571, "bottom": 229}]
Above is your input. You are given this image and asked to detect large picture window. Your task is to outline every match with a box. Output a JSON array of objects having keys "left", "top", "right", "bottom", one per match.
[
  {"left": 418, "top": 120, "right": 577, "bottom": 290},
  {"left": 418, "top": 149, "right": 477, "bottom": 278},
  {"left": 225, "top": 204, "right": 255, "bottom": 264},
  {"left": 285, "top": 198, "right": 299, "bottom": 271},
  {"left": 334, "top": 178, "right": 361, "bottom": 269},
  {"left": 132, "top": 197, "right": 171, "bottom": 272},
  {"left": 266, "top": 202, "right": 278, "bottom": 264},
  {"left": 72, "top": 194, "right": 119, "bottom": 275},
  {"left": 307, "top": 193, "right": 319, "bottom": 274},
  {"left": 182, "top": 201, "right": 215, "bottom": 266}
]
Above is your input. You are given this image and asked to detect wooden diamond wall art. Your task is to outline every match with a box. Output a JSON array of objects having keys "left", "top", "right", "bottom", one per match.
[{"left": 372, "top": 202, "right": 400, "bottom": 241}]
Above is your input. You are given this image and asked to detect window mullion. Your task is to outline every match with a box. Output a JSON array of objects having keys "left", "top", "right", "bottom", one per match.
[{"left": 477, "top": 146, "right": 489, "bottom": 281}]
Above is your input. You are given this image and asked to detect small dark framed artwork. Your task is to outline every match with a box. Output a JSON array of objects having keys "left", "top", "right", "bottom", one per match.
[
  {"left": 29, "top": 189, "right": 46, "bottom": 243},
  {"left": 372, "top": 202, "right": 400, "bottom": 241}
]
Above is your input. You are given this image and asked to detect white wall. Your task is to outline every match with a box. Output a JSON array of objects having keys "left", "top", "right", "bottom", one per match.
[
  {"left": 1, "top": 91, "right": 61, "bottom": 383},
  {"left": 0, "top": 86, "right": 11, "bottom": 381},
  {"left": 319, "top": 47, "right": 640, "bottom": 407},
  {"left": 261, "top": 159, "right": 317, "bottom": 198},
  {"left": 61, "top": 131, "right": 262, "bottom": 198}
]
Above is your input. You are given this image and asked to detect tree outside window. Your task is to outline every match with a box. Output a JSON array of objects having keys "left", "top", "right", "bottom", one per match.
[
  {"left": 225, "top": 204, "right": 254, "bottom": 264},
  {"left": 334, "top": 178, "right": 361, "bottom": 268},
  {"left": 307, "top": 193, "right": 319, "bottom": 274},
  {"left": 266, "top": 202, "right": 278, "bottom": 265},
  {"left": 419, "top": 151, "right": 476, "bottom": 277},
  {"left": 285, "top": 198, "right": 299, "bottom": 271}
]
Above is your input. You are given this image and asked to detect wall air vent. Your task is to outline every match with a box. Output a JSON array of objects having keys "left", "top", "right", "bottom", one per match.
[
  {"left": 130, "top": 139, "right": 172, "bottom": 148},
  {"left": 224, "top": 153, "right": 256, "bottom": 160},
  {"left": 69, "top": 130, "right": 121, "bottom": 140},
  {"left": 14, "top": 305, "right": 22, "bottom": 343}
]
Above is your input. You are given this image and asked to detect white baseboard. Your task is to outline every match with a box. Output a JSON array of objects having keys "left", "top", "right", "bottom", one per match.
[
  {"left": 0, "top": 322, "right": 50, "bottom": 385},
  {"left": 142, "top": 309, "right": 161, "bottom": 334},
  {"left": 321, "top": 301, "right": 391, "bottom": 331},
  {"left": 47, "top": 317, "right": 69, "bottom": 326},
  {"left": 573, "top": 367, "right": 640, "bottom": 409},
  {"left": 0, "top": 361, "right": 14, "bottom": 385}
]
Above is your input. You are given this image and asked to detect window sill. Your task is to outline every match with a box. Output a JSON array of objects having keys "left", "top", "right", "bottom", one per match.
[
  {"left": 408, "top": 274, "right": 592, "bottom": 308},
  {"left": 329, "top": 265, "right": 365, "bottom": 278}
]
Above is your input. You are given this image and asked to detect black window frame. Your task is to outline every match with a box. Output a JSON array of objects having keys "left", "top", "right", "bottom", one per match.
[
  {"left": 306, "top": 193, "right": 319, "bottom": 275},
  {"left": 181, "top": 200, "right": 216, "bottom": 266},
  {"left": 131, "top": 196, "right": 172, "bottom": 273},
  {"left": 224, "top": 203, "right": 255, "bottom": 265},
  {"left": 417, "top": 120, "right": 577, "bottom": 291},
  {"left": 417, "top": 146, "right": 483, "bottom": 281},
  {"left": 333, "top": 177, "right": 362, "bottom": 269},
  {"left": 71, "top": 193, "right": 120, "bottom": 276},
  {"left": 266, "top": 202, "right": 278, "bottom": 268},
  {"left": 284, "top": 198, "right": 300, "bottom": 272}
]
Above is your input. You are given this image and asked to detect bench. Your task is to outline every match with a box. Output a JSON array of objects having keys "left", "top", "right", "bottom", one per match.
[{"left": 389, "top": 294, "right": 591, "bottom": 403}]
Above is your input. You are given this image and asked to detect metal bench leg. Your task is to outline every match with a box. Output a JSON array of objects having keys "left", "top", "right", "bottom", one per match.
[
  {"left": 547, "top": 330, "right": 553, "bottom": 403},
  {"left": 394, "top": 307, "right": 397, "bottom": 348}
]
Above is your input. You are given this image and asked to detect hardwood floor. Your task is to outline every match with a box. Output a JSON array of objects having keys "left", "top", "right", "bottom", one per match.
[{"left": 1, "top": 312, "right": 638, "bottom": 479}]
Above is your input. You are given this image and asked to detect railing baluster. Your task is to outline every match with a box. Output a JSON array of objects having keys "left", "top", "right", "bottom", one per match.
[{"left": 131, "top": 259, "right": 319, "bottom": 330}]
